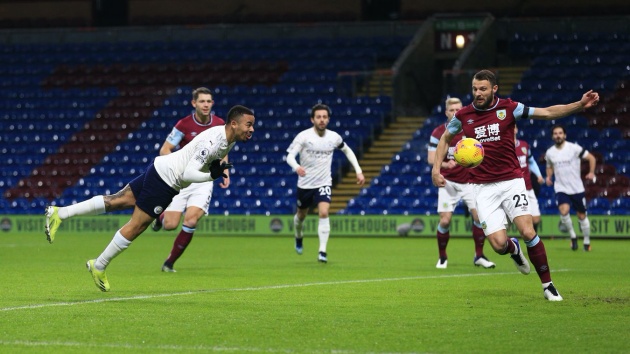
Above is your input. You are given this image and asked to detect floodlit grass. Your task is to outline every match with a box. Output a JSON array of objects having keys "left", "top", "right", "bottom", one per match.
[{"left": 0, "top": 230, "right": 628, "bottom": 353}]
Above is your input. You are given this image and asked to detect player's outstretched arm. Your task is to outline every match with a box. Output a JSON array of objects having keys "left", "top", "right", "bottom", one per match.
[{"left": 531, "top": 90, "right": 599, "bottom": 120}]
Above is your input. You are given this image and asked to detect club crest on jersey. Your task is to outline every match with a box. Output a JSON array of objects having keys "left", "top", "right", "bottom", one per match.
[
  {"left": 496, "top": 109, "right": 506, "bottom": 120},
  {"left": 521, "top": 147, "right": 528, "bottom": 154}
]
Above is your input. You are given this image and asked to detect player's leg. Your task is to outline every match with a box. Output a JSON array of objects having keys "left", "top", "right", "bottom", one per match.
[
  {"left": 156, "top": 189, "right": 189, "bottom": 231},
  {"left": 527, "top": 189, "right": 542, "bottom": 233},
  {"left": 512, "top": 214, "right": 562, "bottom": 301},
  {"left": 316, "top": 200, "right": 330, "bottom": 263},
  {"left": 293, "top": 187, "right": 312, "bottom": 255},
  {"left": 88, "top": 205, "right": 153, "bottom": 292},
  {"left": 506, "top": 180, "right": 562, "bottom": 301},
  {"left": 436, "top": 211, "right": 452, "bottom": 268},
  {"left": 475, "top": 181, "right": 529, "bottom": 274},
  {"left": 573, "top": 193, "right": 591, "bottom": 251},
  {"left": 470, "top": 208, "right": 495, "bottom": 268},
  {"left": 45, "top": 184, "right": 136, "bottom": 243},
  {"left": 163, "top": 206, "right": 205, "bottom": 272},
  {"left": 461, "top": 182, "right": 495, "bottom": 268},
  {"left": 435, "top": 181, "right": 457, "bottom": 268},
  {"left": 162, "top": 183, "right": 211, "bottom": 271},
  {"left": 87, "top": 165, "right": 178, "bottom": 291},
  {"left": 556, "top": 193, "right": 577, "bottom": 250}
]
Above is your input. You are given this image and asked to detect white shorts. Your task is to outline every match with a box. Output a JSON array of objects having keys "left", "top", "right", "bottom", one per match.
[
  {"left": 437, "top": 179, "right": 476, "bottom": 213},
  {"left": 473, "top": 178, "right": 530, "bottom": 236},
  {"left": 527, "top": 189, "right": 540, "bottom": 217},
  {"left": 165, "top": 181, "right": 214, "bottom": 214}
]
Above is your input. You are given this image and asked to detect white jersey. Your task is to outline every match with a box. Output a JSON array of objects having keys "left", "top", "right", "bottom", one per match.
[
  {"left": 287, "top": 128, "right": 343, "bottom": 189},
  {"left": 545, "top": 141, "right": 587, "bottom": 195},
  {"left": 154, "top": 125, "right": 234, "bottom": 191}
]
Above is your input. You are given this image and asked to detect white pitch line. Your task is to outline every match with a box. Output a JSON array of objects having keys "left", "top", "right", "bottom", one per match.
[{"left": 0, "top": 270, "right": 568, "bottom": 313}]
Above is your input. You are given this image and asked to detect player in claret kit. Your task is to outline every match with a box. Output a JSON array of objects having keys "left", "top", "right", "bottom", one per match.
[
  {"left": 432, "top": 69, "right": 599, "bottom": 301},
  {"left": 427, "top": 97, "right": 495, "bottom": 269},
  {"left": 514, "top": 127, "right": 544, "bottom": 233},
  {"left": 151, "top": 87, "right": 230, "bottom": 273}
]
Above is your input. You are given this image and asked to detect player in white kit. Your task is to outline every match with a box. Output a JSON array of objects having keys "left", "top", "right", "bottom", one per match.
[
  {"left": 44, "top": 105, "right": 255, "bottom": 291},
  {"left": 286, "top": 104, "right": 365, "bottom": 263},
  {"left": 545, "top": 124, "right": 596, "bottom": 251}
]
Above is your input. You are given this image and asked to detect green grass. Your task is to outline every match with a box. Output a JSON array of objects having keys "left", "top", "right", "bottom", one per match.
[{"left": 0, "top": 231, "right": 628, "bottom": 353}]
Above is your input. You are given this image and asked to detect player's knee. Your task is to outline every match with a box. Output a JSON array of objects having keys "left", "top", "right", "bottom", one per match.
[{"left": 162, "top": 218, "right": 179, "bottom": 231}]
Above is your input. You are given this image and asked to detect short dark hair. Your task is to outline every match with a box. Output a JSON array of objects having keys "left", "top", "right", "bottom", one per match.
[
  {"left": 192, "top": 87, "right": 212, "bottom": 101},
  {"left": 227, "top": 105, "right": 254, "bottom": 123},
  {"left": 473, "top": 70, "right": 498, "bottom": 87},
  {"left": 551, "top": 124, "right": 566, "bottom": 134},
  {"left": 311, "top": 104, "right": 331, "bottom": 118}
]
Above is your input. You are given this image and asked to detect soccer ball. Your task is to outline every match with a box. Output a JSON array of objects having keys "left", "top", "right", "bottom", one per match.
[{"left": 453, "top": 138, "right": 484, "bottom": 168}]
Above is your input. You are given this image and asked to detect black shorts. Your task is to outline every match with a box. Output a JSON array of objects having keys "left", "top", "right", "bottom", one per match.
[
  {"left": 128, "top": 164, "right": 179, "bottom": 218},
  {"left": 555, "top": 192, "right": 587, "bottom": 213},
  {"left": 296, "top": 186, "right": 332, "bottom": 210}
]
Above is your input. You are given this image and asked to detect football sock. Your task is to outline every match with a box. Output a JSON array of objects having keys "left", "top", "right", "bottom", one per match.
[
  {"left": 95, "top": 230, "right": 132, "bottom": 271},
  {"left": 499, "top": 238, "right": 517, "bottom": 255},
  {"left": 59, "top": 196, "right": 106, "bottom": 219},
  {"left": 525, "top": 235, "right": 552, "bottom": 283},
  {"left": 472, "top": 222, "right": 485, "bottom": 257},
  {"left": 318, "top": 217, "right": 330, "bottom": 253},
  {"left": 560, "top": 214, "right": 577, "bottom": 239},
  {"left": 165, "top": 225, "right": 194, "bottom": 265},
  {"left": 578, "top": 217, "right": 591, "bottom": 245},
  {"left": 294, "top": 214, "right": 303, "bottom": 239},
  {"left": 437, "top": 224, "right": 449, "bottom": 259}
]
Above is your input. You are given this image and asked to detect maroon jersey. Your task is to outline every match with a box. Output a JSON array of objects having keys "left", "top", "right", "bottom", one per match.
[
  {"left": 429, "top": 123, "right": 470, "bottom": 183},
  {"left": 451, "top": 98, "right": 525, "bottom": 183},
  {"left": 515, "top": 139, "right": 533, "bottom": 190},
  {"left": 166, "top": 113, "right": 225, "bottom": 149}
]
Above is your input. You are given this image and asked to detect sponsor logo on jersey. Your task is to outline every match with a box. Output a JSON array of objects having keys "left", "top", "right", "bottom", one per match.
[
  {"left": 496, "top": 109, "right": 506, "bottom": 120},
  {"left": 467, "top": 119, "right": 474, "bottom": 125}
]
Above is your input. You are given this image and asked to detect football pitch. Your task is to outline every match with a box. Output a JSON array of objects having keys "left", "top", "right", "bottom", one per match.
[{"left": 1, "top": 231, "right": 628, "bottom": 353}]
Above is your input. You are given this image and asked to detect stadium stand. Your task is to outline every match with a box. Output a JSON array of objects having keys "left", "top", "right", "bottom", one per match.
[{"left": 0, "top": 36, "right": 408, "bottom": 214}]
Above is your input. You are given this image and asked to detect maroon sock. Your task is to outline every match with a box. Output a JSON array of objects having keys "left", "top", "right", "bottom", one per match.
[
  {"left": 159, "top": 212, "right": 165, "bottom": 224},
  {"left": 526, "top": 239, "right": 552, "bottom": 283},
  {"left": 437, "top": 230, "right": 449, "bottom": 259},
  {"left": 472, "top": 224, "right": 486, "bottom": 257},
  {"left": 499, "top": 238, "right": 516, "bottom": 255},
  {"left": 165, "top": 226, "right": 194, "bottom": 266}
]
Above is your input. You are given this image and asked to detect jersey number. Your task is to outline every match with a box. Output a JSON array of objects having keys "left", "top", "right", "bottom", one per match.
[
  {"left": 319, "top": 186, "right": 332, "bottom": 196},
  {"left": 513, "top": 194, "right": 529, "bottom": 207}
]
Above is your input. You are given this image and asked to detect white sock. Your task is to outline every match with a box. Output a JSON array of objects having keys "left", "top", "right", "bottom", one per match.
[
  {"left": 95, "top": 230, "right": 132, "bottom": 271},
  {"left": 59, "top": 196, "right": 106, "bottom": 219},
  {"left": 578, "top": 217, "right": 591, "bottom": 245},
  {"left": 318, "top": 217, "right": 330, "bottom": 253},
  {"left": 560, "top": 214, "right": 577, "bottom": 238},
  {"left": 294, "top": 214, "right": 303, "bottom": 239}
]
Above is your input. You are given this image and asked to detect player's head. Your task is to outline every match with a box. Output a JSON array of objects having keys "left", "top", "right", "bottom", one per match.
[
  {"left": 444, "top": 97, "right": 462, "bottom": 121},
  {"left": 192, "top": 87, "right": 214, "bottom": 119},
  {"left": 310, "top": 104, "right": 331, "bottom": 133},
  {"left": 471, "top": 70, "right": 498, "bottom": 110},
  {"left": 551, "top": 124, "right": 566, "bottom": 146},
  {"left": 226, "top": 105, "right": 255, "bottom": 143}
]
